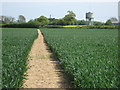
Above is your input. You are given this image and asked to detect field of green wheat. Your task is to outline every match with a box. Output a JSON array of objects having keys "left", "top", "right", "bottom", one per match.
[
  {"left": 40, "top": 28, "right": 119, "bottom": 88},
  {"left": 2, "top": 27, "right": 119, "bottom": 88},
  {"left": 2, "top": 28, "right": 37, "bottom": 88}
]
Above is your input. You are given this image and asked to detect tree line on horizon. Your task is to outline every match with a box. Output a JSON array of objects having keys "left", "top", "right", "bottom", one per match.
[{"left": 0, "top": 11, "right": 118, "bottom": 28}]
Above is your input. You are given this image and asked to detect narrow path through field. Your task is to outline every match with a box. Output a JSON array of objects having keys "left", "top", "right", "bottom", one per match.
[{"left": 23, "top": 29, "right": 70, "bottom": 88}]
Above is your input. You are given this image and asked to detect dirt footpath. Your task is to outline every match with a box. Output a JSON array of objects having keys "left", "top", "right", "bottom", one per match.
[{"left": 23, "top": 29, "right": 70, "bottom": 88}]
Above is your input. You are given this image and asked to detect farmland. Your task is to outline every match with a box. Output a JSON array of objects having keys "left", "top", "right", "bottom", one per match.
[
  {"left": 1, "top": 27, "right": 119, "bottom": 88},
  {"left": 40, "top": 28, "right": 119, "bottom": 88},
  {"left": 2, "top": 28, "right": 38, "bottom": 88}
]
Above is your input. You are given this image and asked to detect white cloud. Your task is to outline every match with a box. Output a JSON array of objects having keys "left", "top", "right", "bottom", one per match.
[{"left": 1, "top": 0, "right": 119, "bottom": 2}]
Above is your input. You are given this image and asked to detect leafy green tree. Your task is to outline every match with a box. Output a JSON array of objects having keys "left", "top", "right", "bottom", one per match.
[
  {"left": 105, "top": 19, "right": 112, "bottom": 25},
  {"left": 18, "top": 15, "right": 26, "bottom": 23},
  {"left": 36, "top": 16, "right": 49, "bottom": 27},
  {"left": 49, "top": 19, "right": 59, "bottom": 25},
  {"left": 57, "top": 19, "right": 66, "bottom": 25},
  {"left": 28, "top": 20, "right": 40, "bottom": 28},
  {"left": 63, "top": 11, "right": 77, "bottom": 25},
  {"left": 0, "top": 16, "right": 15, "bottom": 24},
  {"left": 77, "top": 20, "right": 86, "bottom": 25}
]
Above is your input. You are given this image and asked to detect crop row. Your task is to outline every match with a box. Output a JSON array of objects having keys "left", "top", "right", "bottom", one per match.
[
  {"left": 2, "top": 28, "right": 38, "bottom": 88},
  {"left": 40, "top": 28, "right": 119, "bottom": 88}
]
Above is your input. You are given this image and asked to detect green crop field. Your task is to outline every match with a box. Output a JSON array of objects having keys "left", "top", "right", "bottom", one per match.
[
  {"left": 40, "top": 28, "right": 119, "bottom": 88},
  {"left": 2, "top": 28, "right": 37, "bottom": 88}
]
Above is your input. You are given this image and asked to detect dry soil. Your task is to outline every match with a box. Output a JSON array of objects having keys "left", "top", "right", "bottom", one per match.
[{"left": 23, "top": 29, "right": 70, "bottom": 88}]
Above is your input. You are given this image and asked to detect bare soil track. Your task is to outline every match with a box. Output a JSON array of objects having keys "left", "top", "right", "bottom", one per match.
[{"left": 23, "top": 29, "right": 70, "bottom": 88}]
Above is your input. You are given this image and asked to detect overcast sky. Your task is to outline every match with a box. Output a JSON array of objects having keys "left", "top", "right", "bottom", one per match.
[
  {"left": 0, "top": 0, "right": 119, "bottom": 2},
  {"left": 1, "top": 0, "right": 119, "bottom": 22}
]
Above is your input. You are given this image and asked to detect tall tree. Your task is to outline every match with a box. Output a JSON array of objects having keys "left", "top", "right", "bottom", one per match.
[
  {"left": 18, "top": 15, "right": 26, "bottom": 23},
  {"left": 105, "top": 19, "right": 112, "bottom": 25},
  {"left": 57, "top": 19, "right": 66, "bottom": 25},
  {"left": 0, "top": 16, "right": 15, "bottom": 24},
  {"left": 28, "top": 19, "right": 40, "bottom": 28},
  {"left": 63, "top": 11, "right": 77, "bottom": 25},
  {"left": 36, "top": 16, "right": 49, "bottom": 27}
]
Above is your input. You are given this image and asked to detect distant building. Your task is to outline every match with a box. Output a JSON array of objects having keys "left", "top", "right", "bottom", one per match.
[
  {"left": 86, "top": 12, "right": 94, "bottom": 26},
  {"left": 48, "top": 14, "right": 55, "bottom": 21},
  {"left": 109, "top": 17, "right": 119, "bottom": 25}
]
